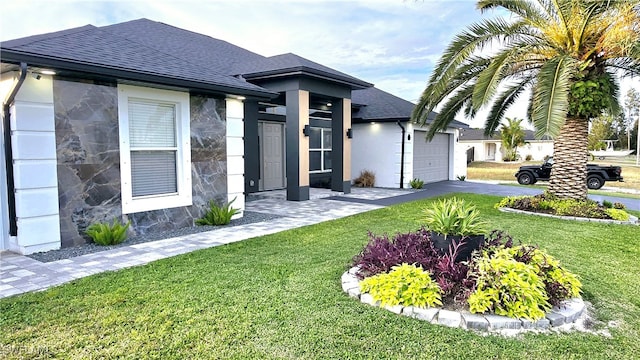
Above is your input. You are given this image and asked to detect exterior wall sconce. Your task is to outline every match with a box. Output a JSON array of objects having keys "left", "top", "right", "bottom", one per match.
[
  {"left": 303, "top": 124, "right": 310, "bottom": 136},
  {"left": 346, "top": 128, "right": 353, "bottom": 139}
]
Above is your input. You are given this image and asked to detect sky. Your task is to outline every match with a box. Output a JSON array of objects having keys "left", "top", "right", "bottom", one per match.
[{"left": 1, "top": 0, "right": 638, "bottom": 129}]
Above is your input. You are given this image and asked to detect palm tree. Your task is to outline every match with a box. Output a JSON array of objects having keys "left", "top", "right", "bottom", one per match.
[
  {"left": 412, "top": 0, "right": 640, "bottom": 200},
  {"left": 500, "top": 117, "right": 526, "bottom": 161}
]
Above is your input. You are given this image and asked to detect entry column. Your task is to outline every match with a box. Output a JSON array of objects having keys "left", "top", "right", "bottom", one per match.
[
  {"left": 285, "top": 90, "right": 310, "bottom": 201},
  {"left": 331, "top": 98, "right": 351, "bottom": 194}
]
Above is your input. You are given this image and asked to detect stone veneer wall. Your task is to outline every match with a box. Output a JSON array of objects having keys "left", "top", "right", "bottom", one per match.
[{"left": 54, "top": 79, "right": 228, "bottom": 247}]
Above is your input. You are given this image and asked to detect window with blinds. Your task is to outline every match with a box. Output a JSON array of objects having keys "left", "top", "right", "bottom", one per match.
[
  {"left": 128, "top": 100, "right": 178, "bottom": 197},
  {"left": 118, "top": 84, "right": 192, "bottom": 214}
]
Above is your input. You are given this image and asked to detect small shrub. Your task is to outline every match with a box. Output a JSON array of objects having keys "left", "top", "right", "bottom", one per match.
[
  {"left": 525, "top": 154, "right": 533, "bottom": 161},
  {"left": 468, "top": 249, "right": 549, "bottom": 320},
  {"left": 354, "top": 170, "right": 375, "bottom": 187},
  {"left": 507, "top": 245, "right": 582, "bottom": 306},
  {"left": 456, "top": 175, "right": 466, "bottom": 181},
  {"left": 360, "top": 263, "right": 442, "bottom": 308},
  {"left": 605, "top": 208, "right": 630, "bottom": 221},
  {"left": 409, "top": 178, "right": 424, "bottom": 189},
  {"left": 468, "top": 244, "right": 582, "bottom": 319},
  {"left": 353, "top": 228, "right": 439, "bottom": 278},
  {"left": 85, "top": 219, "right": 131, "bottom": 246},
  {"left": 196, "top": 197, "right": 239, "bottom": 226},
  {"left": 602, "top": 200, "right": 613, "bottom": 208},
  {"left": 423, "top": 197, "right": 487, "bottom": 237},
  {"left": 495, "top": 192, "right": 627, "bottom": 220},
  {"left": 613, "top": 202, "right": 626, "bottom": 210}
]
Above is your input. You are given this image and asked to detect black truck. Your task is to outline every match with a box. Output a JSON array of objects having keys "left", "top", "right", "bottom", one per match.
[{"left": 514, "top": 157, "right": 623, "bottom": 189}]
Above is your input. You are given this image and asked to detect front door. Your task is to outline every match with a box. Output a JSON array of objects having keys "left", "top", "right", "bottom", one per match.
[
  {"left": 486, "top": 143, "right": 496, "bottom": 161},
  {"left": 260, "top": 122, "right": 286, "bottom": 190}
]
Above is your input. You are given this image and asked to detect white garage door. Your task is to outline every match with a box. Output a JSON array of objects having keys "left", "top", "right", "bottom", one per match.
[{"left": 413, "top": 132, "right": 450, "bottom": 183}]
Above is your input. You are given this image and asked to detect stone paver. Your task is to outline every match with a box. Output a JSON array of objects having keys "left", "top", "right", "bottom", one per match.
[{"left": 1, "top": 195, "right": 381, "bottom": 299}]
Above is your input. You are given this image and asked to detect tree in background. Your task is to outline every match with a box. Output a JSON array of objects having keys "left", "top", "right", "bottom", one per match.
[
  {"left": 500, "top": 117, "right": 526, "bottom": 161},
  {"left": 587, "top": 113, "right": 617, "bottom": 151},
  {"left": 624, "top": 88, "right": 640, "bottom": 150},
  {"left": 412, "top": 0, "right": 640, "bottom": 200}
]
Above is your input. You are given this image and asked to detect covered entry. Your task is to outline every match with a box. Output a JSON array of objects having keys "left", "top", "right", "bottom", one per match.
[{"left": 413, "top": 132, "right": 450, "bottom": 183}]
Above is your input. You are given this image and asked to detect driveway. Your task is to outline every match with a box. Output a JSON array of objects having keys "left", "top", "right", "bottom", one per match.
[{"left": 328, "top": 181, "right": 640, "bottom": 211}]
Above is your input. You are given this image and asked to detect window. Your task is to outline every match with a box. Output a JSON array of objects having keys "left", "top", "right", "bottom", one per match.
[
  {"left": 309, "top": 127, "right": 332, "bottom": 173},
  {"left": 118, "top": 84, "right": 191, "bottom": 214}
]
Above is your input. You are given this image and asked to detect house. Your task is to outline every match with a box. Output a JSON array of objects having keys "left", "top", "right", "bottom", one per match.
[
  {"left": 1, "top": 19, "right": 464, "bottom": 255},
  {"left": 459, "top": 128, "right": 554, "bottom": 162},
  {"left": 351, "top": 87, "right": 468, "bottom": 188}
]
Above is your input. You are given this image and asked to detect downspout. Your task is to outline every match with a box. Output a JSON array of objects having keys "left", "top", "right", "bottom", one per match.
[
  {"left": 2, "top": 62, "right": 28, "bottom": 236},
  {"left": 396, "top": 120, "right": 406, "bottom": 189}
]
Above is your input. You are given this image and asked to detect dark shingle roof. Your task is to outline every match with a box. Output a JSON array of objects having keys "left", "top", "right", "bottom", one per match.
[
  {"left": 230, "top": 53, "right": 372, "bottom": 89},
  {"left": 99, "top": 19, "right": 266, "bottom": 75},
  {"left": 1, "top": 22, "right": 274, "bottom": 97},
  {"left": 352, "top": 87, "right": 469, "bottom": 128}
]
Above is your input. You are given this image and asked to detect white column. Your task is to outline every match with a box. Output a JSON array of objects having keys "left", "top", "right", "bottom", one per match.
[
  {"left": 10, "top": 74, "right": 61, "bottom": 254},
  {"left": 225, "top": 98, "right": 245, "bottom": 219}
]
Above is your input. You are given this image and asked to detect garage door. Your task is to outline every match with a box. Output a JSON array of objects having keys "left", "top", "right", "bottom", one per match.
[{"left": 413, "top": 132, "right": 450, "bottom": 183}]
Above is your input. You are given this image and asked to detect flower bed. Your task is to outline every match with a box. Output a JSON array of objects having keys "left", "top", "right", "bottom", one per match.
[{"left": 347, "top": 198, "right": 587, "bottom": 334}]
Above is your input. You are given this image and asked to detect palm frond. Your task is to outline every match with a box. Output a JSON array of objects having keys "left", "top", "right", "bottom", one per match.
[
  {"left": 602, "top": 70, "right": 622, "bottom": 116},
  {"left": 604, "top": 58, "right": 640, "bottom": 77},
  {"left": 531, "top": 55, "right": 576, "bottom": 139},
  {"left": 477, "top": 0, "right": 550, "bottom": 26},
  {"left": 485, "top": 78, "right": 533, "bottom": 134},
  {"left": 414, "top": 18, "right": 530, "bottom": 125},
  {"left": 472, "top": 49, "right": 512, "bottom": 111},
  {"left": 425, "top": 84, "right": 475, "bottom": 140}
]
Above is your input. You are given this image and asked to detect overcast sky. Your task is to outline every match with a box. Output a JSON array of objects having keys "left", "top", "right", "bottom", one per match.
[{"left": 1, "top": 0, "right": 638, "bottom": 128}]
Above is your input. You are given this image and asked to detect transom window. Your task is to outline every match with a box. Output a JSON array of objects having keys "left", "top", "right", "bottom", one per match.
[
  {"left": 118, "top": 84, "right": 192, "bottom": 214},
  {"left": 309, "top": 127, "right": 332, "bottom": 173}
]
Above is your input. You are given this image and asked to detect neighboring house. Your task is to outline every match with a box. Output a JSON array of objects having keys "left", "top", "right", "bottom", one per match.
[
  {"left": 459, "top": 128, "right": 554, "bottom": 162},
  {"left": 0, "top": 19, "right": 461, "bottom": 255},
  {"left": 351, "top": 87, "right": 469, "bottom": 188}
]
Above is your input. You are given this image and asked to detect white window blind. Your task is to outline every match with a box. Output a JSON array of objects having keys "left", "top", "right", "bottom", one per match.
[{"left": 128, "top": 100, "right": 178, "bottom": 197}]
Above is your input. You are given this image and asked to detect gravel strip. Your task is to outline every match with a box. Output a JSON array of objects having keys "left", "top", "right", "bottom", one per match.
[{"left": 28, "top": 211, "right": 283, "bottom": 263}]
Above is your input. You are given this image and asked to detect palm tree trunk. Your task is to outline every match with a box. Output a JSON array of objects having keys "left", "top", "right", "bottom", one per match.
[{"left": 548, "top": 117, "right": 589, "bottom": 200}]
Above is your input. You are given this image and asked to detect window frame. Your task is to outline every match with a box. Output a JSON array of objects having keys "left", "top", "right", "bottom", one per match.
[
  {"left": 118, "top": 84, "right": 192, "bottom": 214},
  {"left": 309, "top": 127, "right": 332, "bottom": 174}
]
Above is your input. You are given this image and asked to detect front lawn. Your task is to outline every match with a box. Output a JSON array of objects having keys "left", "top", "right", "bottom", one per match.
[{"left": 1, "top": 194, "right": 639, "bottom": 359}]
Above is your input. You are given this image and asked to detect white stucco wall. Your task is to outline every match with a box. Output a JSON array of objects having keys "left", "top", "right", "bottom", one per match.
[
  {"left": 352, "top": 122, "right": 466, "bottom": 188},
  {"left": 6, "top": 72, "right": 61, "bottom": 254},
  {"left": 351, "top": 122, "right": 402, "bottom": 188},
  {"left": 518, "top": 141, "right": 554, "bottom": 161},
  {"left": 226, "top": 98, "right": 245, "bottom": 218}
]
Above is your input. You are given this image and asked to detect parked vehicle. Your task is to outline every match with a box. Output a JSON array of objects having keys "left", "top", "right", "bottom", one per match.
[{"left": 514, "top": 157, "right": 623, "bottom": 189}]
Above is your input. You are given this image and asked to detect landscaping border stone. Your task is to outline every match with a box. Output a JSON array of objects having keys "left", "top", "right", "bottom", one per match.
[
  {"left": 498, "top": 207, "right": 639, "bottom": 225},
  {"left": 341, "top": 267, "right": 587, "bottom": 335}
]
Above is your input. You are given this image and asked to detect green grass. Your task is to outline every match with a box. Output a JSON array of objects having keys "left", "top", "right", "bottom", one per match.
[{"left": 2, "top": 194, "right": 640, "bottom": 359}]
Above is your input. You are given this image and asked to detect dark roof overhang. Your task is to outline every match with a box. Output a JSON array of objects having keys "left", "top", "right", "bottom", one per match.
[
  {"left": 1, "top": 50, "right": 278, "bottom": 100},
  {"left": 238, "top": 66, "right": 372, "bottom": 90}
]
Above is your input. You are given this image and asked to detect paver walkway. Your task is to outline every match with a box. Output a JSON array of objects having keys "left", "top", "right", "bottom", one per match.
[
  {"left": 1, "top": 181, "right": 637, "bottom": 299},
  {"left": 0, "top": 193, "right": 383, "bottom": 299}
]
